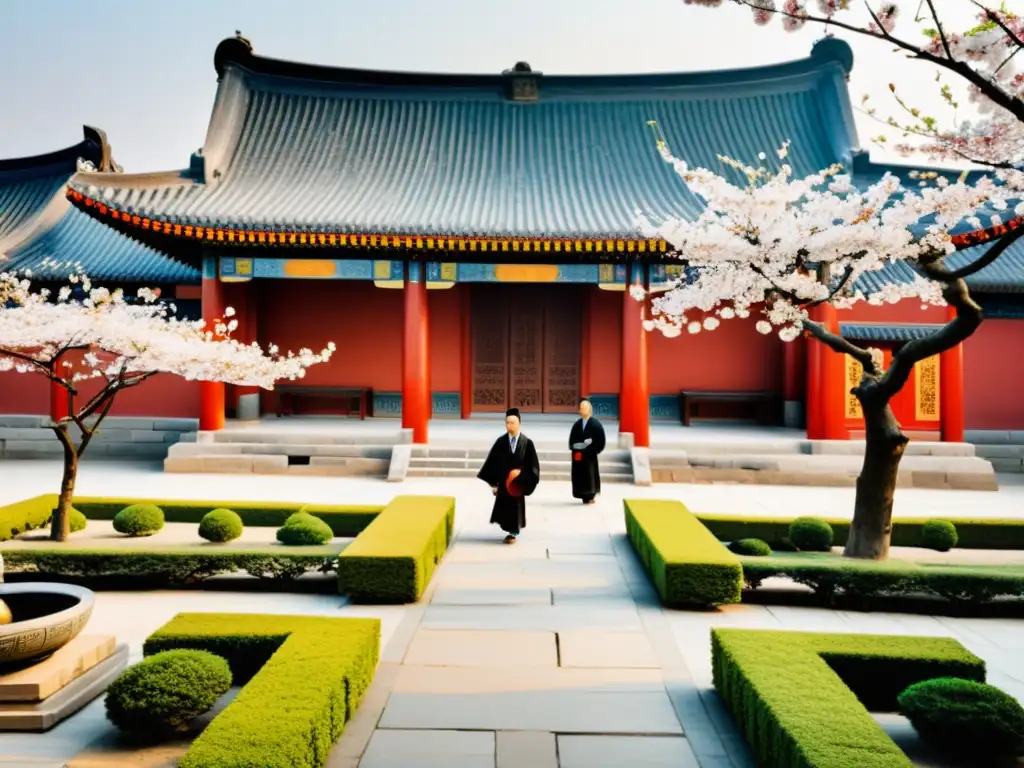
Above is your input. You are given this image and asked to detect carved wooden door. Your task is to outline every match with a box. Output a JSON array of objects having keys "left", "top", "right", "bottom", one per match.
[
  {"left": 543, "top": 289, "right": 581, "bottom": 412},
  {"left": 471, "top": 288, "right": 509, "bottom": 412},
  {"left": 509, "top": 302, "right": 544, "bottom": 412}
]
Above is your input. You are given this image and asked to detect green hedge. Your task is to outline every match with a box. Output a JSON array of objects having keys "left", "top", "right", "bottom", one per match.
[
  {"left": 73, "top": 497, "right": 382, "bottom": 537},
  {"left": 337, "top": 495, "right": 455, "bottom": 603},
  {"left": 144, "top": 613, "right": 379, "bottom": 768},
  {"left": 0, "top": 495, "right": 58, "bottom": 541},
  {"left": 624, "top": 499, "right": 743, "bottom": 607},
  {"left": 712, "top": 628, "right": 986, "bottom": 768},
  {"left": 697, "top": 513, "right": 1024, "bottom": 551},
  {"left": 2, "top": 547, "right": 337, "bottom": 587},
  {"left": 742, "top": 553, "right": 1024, "bottom": 605}
]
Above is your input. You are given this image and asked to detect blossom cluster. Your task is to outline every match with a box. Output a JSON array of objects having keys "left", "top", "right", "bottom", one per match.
[
  {"left": 636, "top": 143, "right": 1004, "bottom": 340},
  {"left": 0, "top": 272, "right": 334, "bottom": 389}
]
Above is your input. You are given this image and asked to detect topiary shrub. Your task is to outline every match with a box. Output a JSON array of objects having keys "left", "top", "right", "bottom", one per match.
[
  {"left": 276, "top": 512, "right": 333, "bottom": 546},
  {"left": 105, "top": 649, "right": 231, "bottom": 736},
  {"left": 728, "top": 538, "right": 772, "bottom": 557},
  {"left": 788, "top": 517, "right": 834, "bottom": 552},
  {"left": 69, "top": 508, "right": 88, "bottom": 533},
  {"left": 198, "top": 509, "right": 244, "bottom": 543},
  {"left": 921, "top": 519, "right": 959, "bottom": 552},
  {"left": 113, "top": 504, "right": 165, "bottom": 537},
  {"left": 898, "top": 677, "right": 1024, "bottom": 757}
]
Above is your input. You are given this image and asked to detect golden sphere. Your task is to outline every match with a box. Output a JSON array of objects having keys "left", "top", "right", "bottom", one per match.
[{"left": 0, "top": 599, "right": 11, "bottom": 625}]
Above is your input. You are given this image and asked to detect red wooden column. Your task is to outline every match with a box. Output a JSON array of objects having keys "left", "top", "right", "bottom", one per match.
[
  {"left": 200, "top": 255, "right": 226, "bottom": 431},
  {"left": 939, "top": 304, "right": 965, "bottom": 443},
  {"left": 403, "top": 261, "right": 430, "bottom": 443},
  {"left": 805, "top": 303, "right": 846, "bottom": 440},
  {"left": 782, "top": 334, "right": 806, "bottom": 428},
  {"left": 50, "top": 354, "right": 71, "bottom": 423},
  {"left": 460, "top": 286, "right": 472, "bottom": 419},
  {"left": 620, "top": 265, "right": 650, "bottom": 448},
  {"left": 235, "top": 280, "right": 261, "bottom": 421}
]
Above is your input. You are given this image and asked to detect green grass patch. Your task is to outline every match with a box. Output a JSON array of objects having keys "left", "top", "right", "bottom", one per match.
[
  {"left": 741, "top": 551, "right": 1024, "bottom": 604},
  {"left": 696, "top": 513, "right": 1024, "bottom": 551},
  {"left": 143, "top": 613, "right": 379, "bottom": 768},
  {"left": 624, "top": 499, "right": 742, "bottom": 607},
  {"left": 337, "top": 495, "right": 455, "bottom": 603},
  {"left": 712, "top": 628, "right": 986, "bottom": 768}
]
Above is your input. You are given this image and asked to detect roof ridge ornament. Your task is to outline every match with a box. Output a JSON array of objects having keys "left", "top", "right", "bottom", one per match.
[
  {"left": 214, "top": 33, "right": 254, "bottom": 80},
  {"left": 502, "top": 61, "right": 542, "bottom": 102}
]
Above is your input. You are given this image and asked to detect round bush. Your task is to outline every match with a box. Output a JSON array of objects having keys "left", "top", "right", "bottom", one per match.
[
  {"left": 69, "top": 508, "right": 88, "bottom": 533},
  {"left": 788, "top": 517, "right": 834, "bottom": 552},
  {"left": 112, "top": 504, "right": 165, "bottom": 537},
  {"left": 198, "top": 508, "right": 244, "bottom": 543},
  {"left": 728, "top": 538, "right": 772, "bottom": 557},
  {"left": 921, "top": 519, "right": 959, "bottom": 552},
  {"left": 105, "top": 649, "right": 231, "bottom": 735},
  {"left": 898, "top": 677, "right": 1024, "bottom": 757},
  {"left": 276, "top": 512, "right": 333, "bottom": 546}
]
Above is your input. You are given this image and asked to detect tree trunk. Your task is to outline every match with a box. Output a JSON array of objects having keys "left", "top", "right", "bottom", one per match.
[
  {"left": 50, "top": 425, "right": 79, "bottom": 542},
  {"left": 844, "top": 399, "right": 908, "bottom": 560}
]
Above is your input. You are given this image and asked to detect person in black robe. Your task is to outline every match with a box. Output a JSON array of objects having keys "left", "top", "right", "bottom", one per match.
[
  {"left": 569, "top": 397, "right": 606, "bottom": 504},
  {"left": 477, "top": 408, "right": 540, "bottom": 544}
]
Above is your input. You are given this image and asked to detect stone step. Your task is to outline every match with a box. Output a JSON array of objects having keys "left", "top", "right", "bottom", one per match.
[
  {"left": 973, "top": 444, "right": 1024, "bottom": 473},
  {"left": 405, "top": 467, "right": 634, "bottom": 482},
  {"left": 168, "top": 441, "right": 392, "bottom": 459},
  {"left": 165, "top": 454, "right": 389, "bottom": 476},
  {"left": 407, "top": 456, "right": 630, "bottom": 470},
  {"left": 410, "top": 447, "right": 632, "bottom": 462},
  {"left": 203, "top": 430, "right": 397, "bottom": 447}
]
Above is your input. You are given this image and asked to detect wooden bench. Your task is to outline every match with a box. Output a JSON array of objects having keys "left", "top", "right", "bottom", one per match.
[
  {"left": 678, "top": 390, "right": 781, "bottom": 426},
  {"left": 276, "top": 386, "right": 372, "bottom": 419}
]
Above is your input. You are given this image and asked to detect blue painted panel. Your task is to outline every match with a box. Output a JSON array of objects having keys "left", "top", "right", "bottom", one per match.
[
  {"left": 372, "top": 392, "right": 462, "bottom": 418},
  {"left": 455, "top": 263, "right": 495, "bottom": 282},
  {"left": 203, "top": 255, "right": 218, "bottom": 280},
  {"left": 587, "top": 394, "right": 619, "bottom": 419},
  {"left": 408, "top": 261, "right": 422, "bottom": 282},
  {"left": 432, "top": 392, "right": 461, "bottom": 418},
  {"left": 373, "top": 392, "right": 402, "bottom": 417},
  {"left": 649, "top": 394, "right": 680, "bottom": 422},
  {"left": 248, "top": 259, "right": 374, "bottom": 280}
]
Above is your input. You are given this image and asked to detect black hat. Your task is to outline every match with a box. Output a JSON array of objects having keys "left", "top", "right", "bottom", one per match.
[{"left": 505, "top": 408, "right": 521, "bottom": 420}]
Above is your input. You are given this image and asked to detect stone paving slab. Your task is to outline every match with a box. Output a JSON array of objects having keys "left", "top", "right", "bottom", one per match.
[
  {"left": 558, "top": 631, "right": 659, "bottom": 669},
  {"left": 402, "top": 630, "right": 557, "bottom": 668},
  {"left": 430, "top": 587, "right": 553, "bottom": 606},
  {"left": 558, "top": 735, "right": 700, "bottom": 767},
  {"left": 421, "top": 604, "right": 643, "bottom": 632},
  {"left": 391, "top": 665, "right": 665, "bottom": 694},
  {"left": 495, "top": 731, "right": 557, "bottom": 768},
  {"left": 360, "top": 729, "right": 495, "bottom": 768}
]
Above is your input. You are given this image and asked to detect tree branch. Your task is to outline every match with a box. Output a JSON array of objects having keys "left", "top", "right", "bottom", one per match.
[
  {"left": 927, "top": 225, "right": 1024, "bottom": 281},
  {"left": 924, "top": 0, "right": 954, "bottom": 61},
  {"left": 972, "top": 1, "right": 1024, "bottom": 53},
  {"left": 804, "top": 319, "right": 877, "bottom": 372}
]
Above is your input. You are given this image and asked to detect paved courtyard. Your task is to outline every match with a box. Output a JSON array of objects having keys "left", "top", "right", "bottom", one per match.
[{"left": 1, "top": 459, "right": 1023, "bottom": 767}]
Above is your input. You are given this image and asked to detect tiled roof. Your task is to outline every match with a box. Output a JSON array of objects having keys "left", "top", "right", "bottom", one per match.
[
  {"left": 4, "top": 206, "right": 199, "bottom": 283},
  {"left": 69, "top": 36, "right": 859, "bottom": 241},
  {"left": 0, "top": 128, "right": 195, "bottom": 284},
  {"left": 840, "top": 323, "right": 944, "bottom": 343}
]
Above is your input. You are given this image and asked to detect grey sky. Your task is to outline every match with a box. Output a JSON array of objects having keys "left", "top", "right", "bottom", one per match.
[{"left": 0, "top": 0, "right": 985, "bottom": 172}]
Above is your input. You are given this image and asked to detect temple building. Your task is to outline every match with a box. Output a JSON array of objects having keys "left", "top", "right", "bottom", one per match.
[{"left": 3, "top": 35, "right": 1023, "bottom": 446}]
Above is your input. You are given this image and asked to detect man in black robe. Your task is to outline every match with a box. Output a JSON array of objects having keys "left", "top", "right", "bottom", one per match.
[
  {"left": 477, "top": 408, "right": 540, "bottom": 544},
  {"left": 569, "top": 397, "right": 606, "bottom": 504}
]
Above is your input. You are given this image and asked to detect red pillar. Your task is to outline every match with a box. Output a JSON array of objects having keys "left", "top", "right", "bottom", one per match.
[
  {"left": 403, "top": 261, "right": 430, "bottom": 443},
  {"left": 806, "top": 303, "right": 846, "bottom": 440},
  {"left": 50, "top": 354, "right": 71, "bottom": 423},
  {"left": 200, "top": 256, "right": 226, "bottom": 431},
  {"left": 782, "top": 334, "right": 806, "bottom": 428},
  {"left": 620, "top": 266, "right": 649, "bottom": 448},
  {"left": 460, "top": 286, "right": 472, "bottom": 419},
  {"left": 939, "top": 304, "right": 965, "bottom": 443},
  {"left": 235, "top": 281, "right": 260, "bottom": 421}
]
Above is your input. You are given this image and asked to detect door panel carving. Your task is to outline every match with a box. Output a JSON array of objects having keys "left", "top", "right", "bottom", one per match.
[
  {"left": 471, "top": 289, "right": 509, "bottom": 411},
  {"left": 543, "top": 290, "right": 581, "bottom": 412},
  {"left": 510, "top": 303, "right": 543, "bottom": 412}
]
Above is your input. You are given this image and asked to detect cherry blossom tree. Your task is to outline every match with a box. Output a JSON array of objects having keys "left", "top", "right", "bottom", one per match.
[
  {"left": 0, "top": 273, "right": 334, "bottom": 542},
  {"left": 638, "top": 143, "right": 1021, "bottom": 559}
]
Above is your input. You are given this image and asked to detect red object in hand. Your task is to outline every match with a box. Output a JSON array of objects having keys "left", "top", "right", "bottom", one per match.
[
  {"left": 505, "top": 469, "right": 524, "bottom": 497},
  {"left": 573, "top": 452, "right": 583, "bottom": 461}
]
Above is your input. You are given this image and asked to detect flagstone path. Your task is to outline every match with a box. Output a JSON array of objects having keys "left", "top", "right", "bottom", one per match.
[{"left": 0, "top": 460, "right": 1023, "bottom": 767}]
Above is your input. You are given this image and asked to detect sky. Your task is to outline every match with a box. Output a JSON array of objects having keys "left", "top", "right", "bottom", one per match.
[{"left": 0, "top": 0, "right": 990, "bottom": 172}]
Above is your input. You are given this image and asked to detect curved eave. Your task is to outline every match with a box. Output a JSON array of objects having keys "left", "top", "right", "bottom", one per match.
[{"left": 66, "top": 188, "right": 670, "bottom": 256}]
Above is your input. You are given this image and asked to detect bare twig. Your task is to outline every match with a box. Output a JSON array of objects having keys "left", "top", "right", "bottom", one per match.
[
  {"left": 923, "top": 225, "right": 1024, "bottom": 281},
  {"left": 804, "top": 319, "right": 877, "bottom": 371},
  {"left": 924, "top": 0, "right": 954, "bottom": 61}
]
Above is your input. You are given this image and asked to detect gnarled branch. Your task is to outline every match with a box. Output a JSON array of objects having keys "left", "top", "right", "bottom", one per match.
[
  {"left": 926, "top": 225, "right": 1024, "bottom": 281},
  {"left": 804, "top": 320, "right": 877, "bottom": 372}
]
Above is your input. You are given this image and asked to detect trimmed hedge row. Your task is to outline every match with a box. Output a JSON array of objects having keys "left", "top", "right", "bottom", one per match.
[
  {"left": 144, "top": 613, "right": 380, "bottom": 768},
  {"left": 742, "top": 553, "right": 1024, "bottom": 605},
  {"left": 696, "top": 513, "right": 1024, "bottom": 551},
  {"left": 337, "top": 495, "right": 455, "bottom": 603},
  {"left": 73, "top": 497, "right": 383, "bottom": 537},
  {"left": 624, "top": 499, "right": 743, "bottom": 607},
  {"left": 0, "top": 494, "right": 58, "bottom": 541},
  {"left": 712, "top": 628, "right": 986, "bottom": 768},
  {"left": 2, "top": 547, "right": 337, "bottom": 586}
]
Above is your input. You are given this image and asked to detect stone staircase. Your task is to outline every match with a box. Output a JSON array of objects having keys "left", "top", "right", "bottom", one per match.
[
  {"left": 649, "top": 438, "right": 999, "bottom": 490},
  {"left": 967, "top": 430, "right": 1024, "bottom": 475},
  {"left": 0, "top": 415, "right": 196, "bottom": 460},
  {"left": 164, "top": 428, "right": 392, "bottom": 477},
  {"left": 404, "top": 445, "right": 635, "bottom": 483}
]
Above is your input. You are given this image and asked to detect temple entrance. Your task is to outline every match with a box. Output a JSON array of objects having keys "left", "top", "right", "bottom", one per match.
[{"left": 470, "top": 284, "right": 582, "bottom": 413}]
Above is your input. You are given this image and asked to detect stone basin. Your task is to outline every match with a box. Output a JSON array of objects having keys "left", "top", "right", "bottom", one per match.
[{"left": 0, "top": 583, "right": 95, "bottom": 666}]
